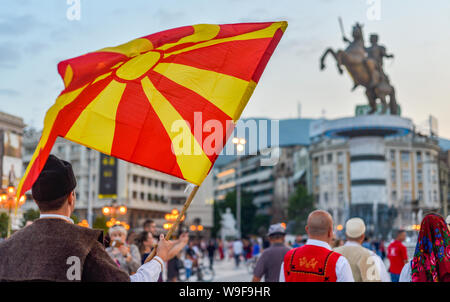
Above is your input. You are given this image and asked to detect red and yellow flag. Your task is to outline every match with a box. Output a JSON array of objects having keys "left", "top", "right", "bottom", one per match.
[{"left": 17, "top": 21, "right": 287, "bottom": 200}]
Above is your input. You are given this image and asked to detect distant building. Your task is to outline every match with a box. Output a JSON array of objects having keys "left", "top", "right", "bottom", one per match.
[
  {"left": 0, "top": 111, "right": 26, "bottom": 231},
  {"left": 309, "top": 116, "right": 441, "bottom": 235},
  {"left": 213, "top": 118, "right": 313, "bottom": 223}
]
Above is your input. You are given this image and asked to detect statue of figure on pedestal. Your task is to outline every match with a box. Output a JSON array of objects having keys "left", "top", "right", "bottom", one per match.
[
  {"left": 219, "top": 208, "right": 238, "bottom": 240},
  {"left": 320, "top": 19, "right": 398, "bottom": 115}
]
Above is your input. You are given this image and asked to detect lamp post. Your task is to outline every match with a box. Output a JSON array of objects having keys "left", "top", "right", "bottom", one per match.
[
  {"left": 0, "top": 186, "right": 26, "bottom": 238},
  {"left": 232, "top": 137, "right": 246, "bottom": 239}
]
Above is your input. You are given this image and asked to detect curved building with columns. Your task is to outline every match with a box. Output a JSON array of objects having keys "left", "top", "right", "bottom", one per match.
[{"left": 309, "top": 115, "right": 441, "bottom": 238}]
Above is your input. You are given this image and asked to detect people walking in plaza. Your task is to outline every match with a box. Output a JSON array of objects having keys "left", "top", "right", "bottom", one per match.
[
  {"left": 232, "top": 238, "right": 244, "bottom": 268},
  {"left": 106, "top": 225, "right": 142, "bottom": 275},
  {"left": 218, "top": 239, "right": 225, "bottom": 260},
  {"left": 399, "top": 213, "right": 450, "bottom": 282},
  {"left": 0, "top": 155, "right": 175, "bottom": 282},
  {"left": 387, "top": 229, "right": 408, "bottom": 282},
  {"left": 252, "top": 223, "right": 290, "bottom": 282},
  {"left": 292, "top": 235, "right": 304, "bottom": 248},
  {"left": 251, "top": 238, "right": 261, "bottom": 258},
  {"left": 334, "top": 218, "right": 390, "bottom": 282},
  {"left": 280, "top": 210, "right": 354, "bottom": 282},
  {"left": 206, "top": 239, "right": 217, "bottom": 269},
  {"left": 243, "top": 238, "right": 253, "bottom": 262}
]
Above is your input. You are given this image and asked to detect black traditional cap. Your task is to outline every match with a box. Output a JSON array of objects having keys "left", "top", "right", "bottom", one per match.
[{"left": 32, "top": 154, "right": 77, "bottom": 201}]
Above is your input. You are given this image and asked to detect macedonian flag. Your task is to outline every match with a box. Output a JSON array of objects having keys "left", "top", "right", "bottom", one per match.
[{"left": 17, "top": 21, "right": 287, "bottom": 200}]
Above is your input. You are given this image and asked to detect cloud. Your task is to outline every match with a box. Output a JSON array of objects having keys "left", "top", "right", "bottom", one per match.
[
  {"left": 23, "top": 41, "right": 49, "bottom": 55},
  {"left": 0, "top": 43, "right": 21, "bottom": 69},
  {"left": 0, "top": 15, "right": 43, "bottom": 36},
  {"left": 153, "top": 9, "right": 186, "bottom": 25},
  {"left": 0, "top": 89, "right": 20, "bottom": 97}
]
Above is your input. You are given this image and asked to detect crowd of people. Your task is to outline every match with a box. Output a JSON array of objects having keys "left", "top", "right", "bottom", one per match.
[{"left": 0, "top": 154, "right": 450, "bottom": 282}]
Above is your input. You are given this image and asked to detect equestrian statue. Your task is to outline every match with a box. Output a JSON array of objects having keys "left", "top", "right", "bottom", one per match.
[{"left": 320, "top": 18, "right": 398, "bottom": 115}]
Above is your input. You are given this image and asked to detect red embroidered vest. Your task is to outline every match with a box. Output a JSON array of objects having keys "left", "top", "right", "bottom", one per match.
[{"left": 283, "top": 245, "right": 341, "bottom": 282}]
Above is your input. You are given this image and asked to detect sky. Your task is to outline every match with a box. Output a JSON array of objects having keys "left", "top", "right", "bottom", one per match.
[{"left": 1, "top": 0, "right": 450, "bottom": 138}]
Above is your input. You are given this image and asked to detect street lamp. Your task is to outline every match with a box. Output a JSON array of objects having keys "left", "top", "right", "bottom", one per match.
[
  {"left": 102, "top": 204, "right": 128, "bottom": 229},
  {"left": 0, "top": 186, "right": 26, "bottom": 238},
  {"left": 163, "top": 208, "right": 185, "bottom": 231},
  {"left": 232, "top": 137, "right": 246, "bottom": 239}
]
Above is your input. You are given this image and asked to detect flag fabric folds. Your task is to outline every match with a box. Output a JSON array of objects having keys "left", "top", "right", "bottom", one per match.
[{"left": 17, "top": 21, "right": 287, "bottom": 201}]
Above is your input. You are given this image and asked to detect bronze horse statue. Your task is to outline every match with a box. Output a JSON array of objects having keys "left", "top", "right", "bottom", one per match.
[{"left": 320, "top": 23, "right": 398, "bottom": 115}]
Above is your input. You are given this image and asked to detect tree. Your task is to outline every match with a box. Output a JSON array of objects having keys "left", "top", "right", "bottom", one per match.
[
  {"left": 212, "top": 190, "right": 258, "bottom": 238},
  {"left": 21, "top": 209, "right": 40, "bottom": 227},
  {"left": 0, "top": 213, "right": 8, "bottom": 238},
  {"left": 70, "top": 214, "right": 79, "bottom": 224},
  {"left": 288, "top": 184, "right": 315, "bottom": 235},
  {"left": 93, "top": 215, "right": 109, "bottom": 233}
]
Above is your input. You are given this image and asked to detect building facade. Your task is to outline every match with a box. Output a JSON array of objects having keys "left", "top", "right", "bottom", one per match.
[
  {"left": 0, "top": 111, "right": 26, "bottom": 231},
  {"left": 214, "top": 145, "right": 308, "bottom": 223},
  {"left": 309, "top": 130, "right": 441, "bottom": 234}
]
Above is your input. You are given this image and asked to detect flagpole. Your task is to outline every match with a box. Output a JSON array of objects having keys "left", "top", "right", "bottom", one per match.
[{"left": 145, "top": 185, "right": 200, "bottom": 263}]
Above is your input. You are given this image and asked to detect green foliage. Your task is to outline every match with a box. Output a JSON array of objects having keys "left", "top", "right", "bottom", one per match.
[
  {"left": 288, "top": 185, "right": 315, "bottom": 235},
  {"left": 93, "top": 215, "right": 109, "bottom": 233},
  {"left": 212, "top": 190, "right": 257, "bottom": 238},
  {"left": 252, "top": 214, "right": 271, "bottom": 236},
  {"left": 0, "top": 213, "right": 8, "bottom": 238},
  {"left": 70, "top": 214, "right": 79, "bottom": 224},
  {"left": 21, "top": 209, "right": 40, "bottom": 227}
]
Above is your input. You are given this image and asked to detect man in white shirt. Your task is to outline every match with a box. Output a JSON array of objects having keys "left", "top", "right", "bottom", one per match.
[
  {"left": 232, "top": 238, "right": 244, "bottom": 268},
  {"left": 279, "top": 210, "right": 354, "bottom": 282}
]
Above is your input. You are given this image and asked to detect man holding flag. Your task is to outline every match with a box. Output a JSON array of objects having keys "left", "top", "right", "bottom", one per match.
[{"left": 0, "top": 21, "right": 286, "bottom": 281}]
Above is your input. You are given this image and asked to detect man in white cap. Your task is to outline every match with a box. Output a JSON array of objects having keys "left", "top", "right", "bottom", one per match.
[{"left": 334, "top": 217, "right": 390, "bottom": 282}]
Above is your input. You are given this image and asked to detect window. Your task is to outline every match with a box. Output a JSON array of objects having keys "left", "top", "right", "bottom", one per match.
[
  {"left": 140, "top": 192, "right": 145, "bottom": 200},
  {"left": 147, "top": 193, "right": 152, "bottom": 201},
  {"left": 337, "top": 152, "right": 344, "bottom": 164},
  {"left": 417, "top": 169, "right": 423, "bottom": 183},
  {"left": 390, "top": 150, "right": 396, "bottom": 161},
  {"left": 141, "top": 177, "right": 145, "bottom": 184},
  {"left": 391, "top": 190, "right": 397, "bottom": 200},
  {"left": 401, "top": 151, "right": 410, "bottom": 163},
  {"left": 314, "top": 175, "right": 319, "bottom": 187},
  {"left": 403, "top": 190, "right": 411, "bottom": 202},
  {"left": 324, "top": 192, "right": 329, "bottom": 203},
  {"left": 319, "top": 155, "right": 324, "bottom": 165},
  {"left": 391, "top": 169, "right": 396, "bottom": 182},
  {"left": 416, "top": 152, "right": 422, "bottom": 162},
  {"left": 338, "top": 191, "right": 344, "bottom": 203},
  {"left": 327, "top": 153, "right": 333, "bottom": 163},
  {"left": 132, "top": 191, "right": 137, "bottom": 199},
  {"left": 133, "top": 175, "right": 138, "bottom": 183},
  {"left": 338, "top": 170, "right": 344, "bottom": 185},
  {"left": 402, "top": 169, "right": 410, "bottom": 183},
  {"left": 418, "top": 190, "right": 423, "bottom": 201},
  {"left": 155, "top": 180, "right": 159, "bottom": 187},
  {"left": 147, "top": 178, "right": 152, "bottom": 186},
  {"left": 433, "top": 190, "right": 438, "bottom": 202}
]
